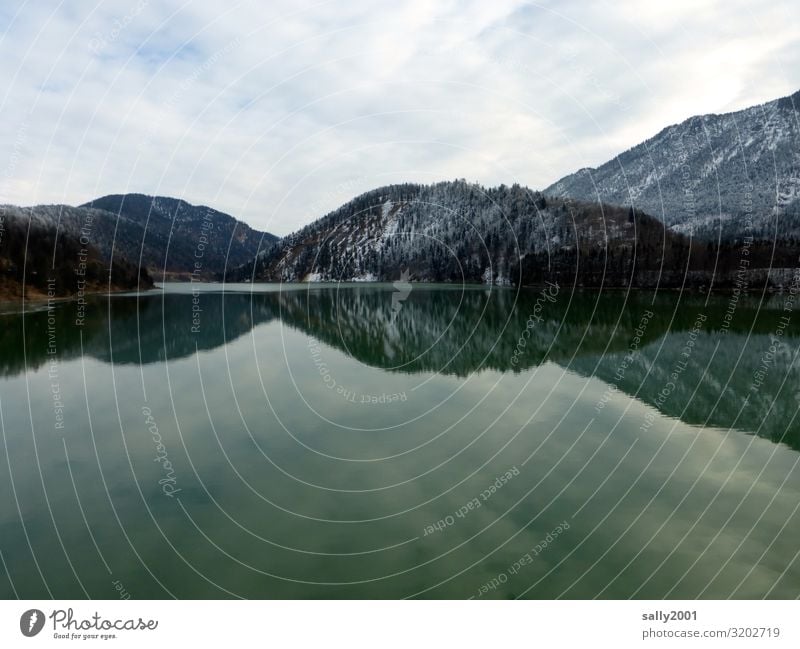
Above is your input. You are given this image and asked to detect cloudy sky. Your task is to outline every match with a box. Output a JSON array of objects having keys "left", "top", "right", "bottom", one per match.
[{"left": 1, "top": 0, "right": 799, "bottom": 235}]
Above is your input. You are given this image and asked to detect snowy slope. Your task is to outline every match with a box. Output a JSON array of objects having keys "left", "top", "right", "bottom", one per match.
[
  {"left": 546, "top": 89, "right": 800, "bottom": 239},
  {"left": 228, "top": 181, "right": 650, "bottom": 284}
]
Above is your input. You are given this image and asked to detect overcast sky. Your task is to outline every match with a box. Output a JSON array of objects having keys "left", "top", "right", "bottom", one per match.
[{"left": 1, "top": 0, "right": 799, "bottom": 235}]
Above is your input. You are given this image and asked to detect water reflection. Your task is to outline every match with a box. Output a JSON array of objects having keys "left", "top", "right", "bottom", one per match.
[{"left": 4, "top": 285, "right": 797, "bottom": 451}]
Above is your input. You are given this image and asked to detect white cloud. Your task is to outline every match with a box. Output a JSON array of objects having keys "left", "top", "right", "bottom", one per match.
[{"left": 1, "top": 0, "right": 798, "bottom": 235}]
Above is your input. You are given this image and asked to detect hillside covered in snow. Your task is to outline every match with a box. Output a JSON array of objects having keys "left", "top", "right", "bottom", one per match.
[
  {"left": 226, "top": 180, "right": 798, "bottom": 289},
  {"left": 227, "top": 181, "right": 675, "bottom": 285},
  {"left": 546, "top": 89, "right": 800, "bottom": 240}
]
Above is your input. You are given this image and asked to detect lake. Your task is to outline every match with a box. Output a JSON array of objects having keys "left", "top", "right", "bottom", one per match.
[{"left": 1, "top": 282, "right": 799, "bottom": 599}]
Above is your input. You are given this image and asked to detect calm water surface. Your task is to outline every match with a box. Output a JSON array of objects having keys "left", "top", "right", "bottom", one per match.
[{"left": 1, "top": 283, "right": 799, "bottom": 598}]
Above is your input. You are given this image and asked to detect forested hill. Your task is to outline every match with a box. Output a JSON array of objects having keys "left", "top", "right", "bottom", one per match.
[
  {"left": 0, "top": 208, "right": 152, "bottom": 302},
  {"left": 224, "top": 180, "right": 800, "bottom": 289},
  {"left": 0, "top": 194, "right": 277, "bottom": 280},
  {"left": 80, "top": 193, "right": 277, "bottom": 275},
  {"left": 227, "top": 181, "right": 643, "bottom": 284}
]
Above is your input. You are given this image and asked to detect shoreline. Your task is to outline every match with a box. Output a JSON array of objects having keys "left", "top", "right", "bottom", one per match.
[
  {"left": 2, "top": 277, "right": 792, "bottom": 312},
  {"left": 216, "top": 279, "right": 795, "bottom": 295}
]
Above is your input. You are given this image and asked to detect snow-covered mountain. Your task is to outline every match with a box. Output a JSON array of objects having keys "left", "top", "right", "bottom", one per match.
[
  {"left": 546, "top": 89, "right": 800, "bottom": 239},
  {"left": 227, "top": 180, "right": 681, "bottom": 285}
]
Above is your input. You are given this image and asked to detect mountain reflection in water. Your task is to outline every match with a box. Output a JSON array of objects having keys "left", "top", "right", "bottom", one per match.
[{"left": 3, "top": 284, "right": 797, "bottom": 452}]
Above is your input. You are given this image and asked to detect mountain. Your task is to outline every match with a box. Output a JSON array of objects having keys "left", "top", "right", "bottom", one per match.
[
  {"left": 80, "top": 194, "right": 277, "bottom": 276},
  {"left": 224, "top": 180, "right": 797, "bottom": 289},
  {"left": 227, "top": 181, "right": 662, "bottom": 285},
  {"left": 0, "top": 194, "right": 277, "bottom": 282},
  {"left": 546, "top": 89, "right": 800, "bottom": 239},
  {"left": 0, "top": 206, "right": 152, "bottom": 302}
]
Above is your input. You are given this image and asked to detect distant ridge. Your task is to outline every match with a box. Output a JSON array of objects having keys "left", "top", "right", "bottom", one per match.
[
  {"left": 1, "top": 194, "right": 277, "bottom": 280},
  {"left": 80, "top": 193, "right": 277, "bottom": 275}
]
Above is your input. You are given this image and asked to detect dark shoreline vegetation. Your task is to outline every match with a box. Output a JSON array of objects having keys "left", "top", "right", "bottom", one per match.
[{"left": 0, "top": 210, "right": 153, "bottom": 303}]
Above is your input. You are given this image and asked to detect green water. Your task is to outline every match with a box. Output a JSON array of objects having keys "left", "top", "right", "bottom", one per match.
[{"left": 1, "top": 283, "right": 799, "bottom": 599}]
